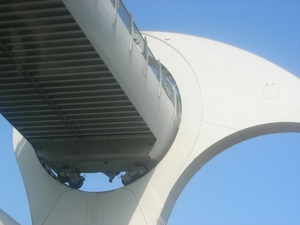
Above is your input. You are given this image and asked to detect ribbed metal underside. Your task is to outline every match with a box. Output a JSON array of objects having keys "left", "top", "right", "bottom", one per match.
[{"left": 0, "top": 0, "right": 153, "bottom": 145}]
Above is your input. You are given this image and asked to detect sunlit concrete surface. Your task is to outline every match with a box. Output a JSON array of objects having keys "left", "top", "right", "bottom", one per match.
[
  {"left": 144, "top": 32, "right": 300, "bottom": 222},
  {"left": 1, "top": 0, "right": 299, "bottom": 224},
  {"left": 13, "top": 31, "right": 300, "bottom": 224},
  {"left": 0, "top": 209, "right": 19, "bottom": 225}
]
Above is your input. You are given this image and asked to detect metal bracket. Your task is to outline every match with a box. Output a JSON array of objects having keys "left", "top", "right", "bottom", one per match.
[
  {"left": 143, "top": 37, "right": 149, "bottom": 75},
  {"left": 158, "top": 60, "right": 162, "bottom": 97},
  {"left": 129, "top": 12, "right": 134, "bottom": 50},
  {"left": 173, "top": 86, "right": 177, "bottom": 121},
  {"left": 112, "top": 0, "right": 119, "bottom": 24}
]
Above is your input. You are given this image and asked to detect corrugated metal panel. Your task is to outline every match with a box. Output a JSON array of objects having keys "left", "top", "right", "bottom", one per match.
[
  {"left": 0, "top": 0, "right": 156, "bottom": 175},
  {"left": 0, "top": 0, "right": 155, "bottom": 174}
]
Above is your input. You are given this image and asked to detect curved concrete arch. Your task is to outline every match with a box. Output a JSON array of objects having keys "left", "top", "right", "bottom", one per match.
[
  {"left": 161, "top": 122, "right": 300, "bottom": 221},
  {"left": 13, "top": 32, "right": 300, "bottom": 224},
  {"left": 196, "top": 122, "right": 300, "bottom": 171},
  {"left": 0, "top": 209, "right": 19, "bottom": 225},
  {"left": 144, "top": 32, "right": 300, "bottom": 223}
]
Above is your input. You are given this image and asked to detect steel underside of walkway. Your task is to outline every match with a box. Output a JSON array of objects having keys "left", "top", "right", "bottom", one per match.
[{"left": 0, "top": 0, "right": 155, "bottom": 173}]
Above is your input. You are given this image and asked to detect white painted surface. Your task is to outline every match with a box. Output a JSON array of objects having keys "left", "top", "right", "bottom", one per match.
[
  {"left": 13, "top": 31, "right": 300, "bottom": 224},
  {"left": 143, "top": 31, "right": 300, "bottom": 221},
  {"left": 0, "top": 209, "right": 19, "bottom": 225}
]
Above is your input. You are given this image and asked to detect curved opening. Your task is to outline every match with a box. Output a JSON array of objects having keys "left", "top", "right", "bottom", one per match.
[
  {"left": 197, "top": 122, "right": 300, "bottom": 169},
  {"left": 168, "top": 132, "right": 300, "bottom": 224},
  {"left": 79, "top": 172, "right": 125, "bottom": 192},
  {"left": 34, "top": 55, "right": 182, "bottom": 191}
]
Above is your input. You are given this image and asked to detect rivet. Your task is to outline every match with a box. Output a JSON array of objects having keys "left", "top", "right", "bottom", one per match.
[{"left": 165, "top": 36, "right": 171, "bottom": 40}]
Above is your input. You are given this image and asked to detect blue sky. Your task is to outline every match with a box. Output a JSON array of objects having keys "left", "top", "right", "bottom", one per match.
[{"left": 1, "top": 0, "right": 300, "bottom": 224}]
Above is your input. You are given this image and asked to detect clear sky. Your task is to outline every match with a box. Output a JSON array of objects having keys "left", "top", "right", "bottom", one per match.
[{"left": 1, "top": 0, "right": 300, "bottom": 225}]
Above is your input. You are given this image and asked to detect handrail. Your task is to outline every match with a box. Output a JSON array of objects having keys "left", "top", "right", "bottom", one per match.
[
  {"left": 111, "top": 0, "right": 155, "bottom": 57},
  {"left": 110, "top": 0, "right": 181, "bottom": 120},
  {"left": 148, "top": 57, "right": 181, "bottom": 109}
]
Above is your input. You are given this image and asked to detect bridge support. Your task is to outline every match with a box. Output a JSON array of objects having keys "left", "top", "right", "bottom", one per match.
[
  {"left": 14, "top": 32, "right": 300, "bottom": 225},
  {"left": 0, "top": 209, "right": 19, "bottom": 225}
]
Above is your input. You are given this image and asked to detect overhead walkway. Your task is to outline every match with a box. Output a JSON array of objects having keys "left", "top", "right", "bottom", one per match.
[{"left": 0, "top": 0, "right": 181, "bottom": 187}]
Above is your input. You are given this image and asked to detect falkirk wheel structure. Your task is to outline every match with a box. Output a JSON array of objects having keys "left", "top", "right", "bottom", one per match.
[{"left": 1, "top": 0, "right": 300, "bottom": 224}]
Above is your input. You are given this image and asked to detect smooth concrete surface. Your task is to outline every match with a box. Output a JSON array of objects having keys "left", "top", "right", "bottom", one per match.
[
  {"left": 144, "top": 31, "right": 300, "bottom": 222},
  {"left": 0, "top": 209, "right": 19, "bottom": 225},
  {"left": 13, "top": 31, "right": 300, "bottom": 224}
]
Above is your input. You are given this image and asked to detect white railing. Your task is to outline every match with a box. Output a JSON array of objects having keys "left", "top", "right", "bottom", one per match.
[{"left": 111, "top": 0, "right": 181, "bottom": 120}]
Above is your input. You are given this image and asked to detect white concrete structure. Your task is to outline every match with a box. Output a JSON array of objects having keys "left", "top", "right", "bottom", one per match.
[
  {"left": 0, "top": 209, "right": 19, "bottom": 225},
  {"left": 0, "top": 0, "right": 180, "bottom": 189},
  {"left": 1, "top": 0, "right": 299, "bottom": 224},
  {"left": 13, "top": 31, "right": 300, "bottom": 224}
]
